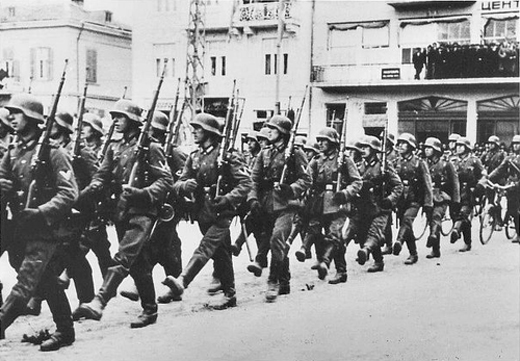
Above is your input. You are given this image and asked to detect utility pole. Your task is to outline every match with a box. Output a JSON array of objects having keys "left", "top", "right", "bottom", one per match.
[
  {"left": 185, "top": 0, "right": 206, "bottom": 118},
  {"left": 274, "top": 0, "right": 286, "bottom": 115}
]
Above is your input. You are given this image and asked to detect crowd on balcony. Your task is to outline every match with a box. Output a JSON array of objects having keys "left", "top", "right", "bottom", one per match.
[{"left": 412, "top": 40, "right": 519, "bottom": 80}]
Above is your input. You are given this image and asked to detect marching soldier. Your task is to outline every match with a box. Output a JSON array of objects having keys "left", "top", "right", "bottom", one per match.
[
  {"left": 382, "top": 133, "right": 397, "bottom": 255},
  {"left": 481, "top": 135, "right": 506, "bottom": 227},
  {"left": 297, "top": 127, "right": 362, "bottom": 283},
  {"left": 352, "top": 135, "right": 403, "bottom": 273},
  {"left": 392, "top": 133, "right": 433, "bottom": 265},
  {"left": 450, "top": 137, "right": 486, "bottom": 252},
  {"left": 445, "top": 133, "right": 461, "bottom": 161},
  {"left": 74, "top": 99, "right": 173, "bottom": 328},
  {"left": 246, "top": 115, "right": 311, "bottom": 302},
  {"left": 0, "top": 94, "right": 78, "bottom": 351},
  {"left": 81, "top": 113, "right": 104, "bottom": 155},
  {"left": 303, "top": 141, "right": 320, "bottom": 161},
  {"left": 162, "top": 113, "right": 252, "bottom": 310},
  {"left": 488, "top": 135, "right": 520, "bottom": 243},
  {"left": 423, "top": 137, "right": 460, "bottom": 258}
]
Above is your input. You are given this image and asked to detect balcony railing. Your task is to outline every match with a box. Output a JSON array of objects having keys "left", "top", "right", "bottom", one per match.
[{"left": 232, "top": 1, "right": 299, "bottom": 31}]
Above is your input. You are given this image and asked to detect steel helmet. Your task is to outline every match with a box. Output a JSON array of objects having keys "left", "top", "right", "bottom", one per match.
[
  {"left": 109, "top": 99, "right": 143, "bottom": 123},
  {"left": 151, "top": 111, "right": 169, "bottom": 131},
  {"left": 294, "top": 135, "right": 307, "bottom": 147},
  {"left": 0, "top": 107, "right": 14, "bottom": 132},
  {"left": 487, "top": 135, "right": 500, "bottom": 146},
  {"left": 304, "top": 142, "right": 319, "bottom": 154},
  {"left": 316, "top": 127, "right": 339, "bottom": 144},
  {"left": 511, "top": 135, "right": 520, "bottom": 143},
  {"left": 424, "top": 137, "right": 442, "bottom": 153},
  {"left": 456, "top": 137, "right": 472, "bottom": 150},
  {"left": 246, "top": 131, "right": 259, "bottom": 143},
  {"left": 189, "top": 112, "right": 222, "bottom": 137},
  {"left": 266, "top": 115, "right": 292, "bottom": 135},
  {"left": 448, "top": 133, "right": 461, "bottom": 142},
  {"left": 5, "top": 93, "right": 45, "bottom": 123},
  {"left": 345, "top": 139, "right": 361, "bottom": 152},
  {"left": 358, "top": 135, "right": 382, "bottom": 152},
  {"left": 257, "top": 127, "right": 270, "bottom": 141},
  {"left": 82, "top": 113, "right": 104, "bottom": 135},
  {"left": 55, "top": 112, "right": 74, "bottom": 134},
  {"left": 387, "top": 133, "right": 396, "bottom": 145},
  {"left": 397, "top": 132, "right": 417, "bottom": 149}
]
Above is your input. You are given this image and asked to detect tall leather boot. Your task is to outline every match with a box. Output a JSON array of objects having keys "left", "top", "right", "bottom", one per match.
[
  {"left": 451, "top": 221, "right": 462, "bottom": 243},
  {"left": 0, "top": 294, "right": 27, "bottom": 339},
  {"left": 459, "top": 221, "right": 472, "bottom": 252},
  {"left": 278, "top": 257, "right": 291, "bottom": 295},
  {"left": 130, "top": 277, "right": 158, "bottom": 329},
  {"left": 426, "top": 235, "right": 441, "bottom": 258},
  {"left": 73, "top": 266, "right": 126, "bottom": 321},
  {"left": 265, "top": 259, "right": 281, "bottom": 303},
  {"left": 317, "top": 242, "right": 335, "bottom": 280},
  {"left": 230, "top": 232, "right": 246, "bottom": 257},
  {"left": 163, "top": 257, "right": 206, "bottom": 298},
  {"left": 40, "top": 285, "right": 75, "bottom": 351},
  {"left": 404, "top": 237, "right": 418, "bottom": 265},
  {"left": 367, "top": 246, "right": 384, "bottom": 273},
  {"left": 295, "top": 233, "right": 315, "bottom": 262},
  {"left": 329, "top": 244, "right": 347, "bottom": 284}
]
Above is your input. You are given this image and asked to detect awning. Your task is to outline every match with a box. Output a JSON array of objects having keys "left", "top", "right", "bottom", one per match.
[
  {"left": 400, "top": 16, "right": 469, "bottom": 28},
  {"left": 329, "top": 21, "right": 388, "bottom": 31},
  {"left": 389, "top": 1, "right": 474, "bottom": 10}
]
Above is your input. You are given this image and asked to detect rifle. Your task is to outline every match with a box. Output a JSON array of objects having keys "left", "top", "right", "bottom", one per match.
[
  {"left": 240, "top": 212, "right": 254, "bottom": 262},
  {"left": 380, "top": 106, "right": 389, "bottom": 198},
  {"left": 164, "top": 78, "right": 182, "bottom": 151},
  {"left": 25, "top": 59, "right": 69, "bottom": 209},
  {"left": 215, "top": 79, "right": 237, "bottom": 197},
  {"left": 279, "top": 85, "right": 309, "bottom": 185},
  {"left": 99, "top": 121, "right": 115, "bottom": 164},
  {"left": 122, "top": 86, "right": 128, "bottom": 99},
  {"left": 336, "top": 112, "right": 348, "bottom": 192},
  {"left": 126, "top": 61, "right": 168, "bottom": 188},
  {"left": 73, "top": 83, "right": 89, "bottom": 160}
]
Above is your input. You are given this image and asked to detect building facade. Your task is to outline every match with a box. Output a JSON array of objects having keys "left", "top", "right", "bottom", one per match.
[
  {"left": 311, "top": 0, "right": 519, "bottom": 145},
  {"left": 0, "top": 0, "right": 132, "bottom": 119}
]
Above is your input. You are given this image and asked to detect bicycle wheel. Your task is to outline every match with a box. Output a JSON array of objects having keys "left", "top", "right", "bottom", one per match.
[
  {"left": 473, "top": 196, "right": 487, "bottom": 218},
  {"left": 414, "top": 212, "right": 429, "bottom": 241},
  {"left": 479, "top": 205, "right": 495, "bottom": 245},
  {"left": 504, "top": 213, "right": 517, "bottom": 240}
]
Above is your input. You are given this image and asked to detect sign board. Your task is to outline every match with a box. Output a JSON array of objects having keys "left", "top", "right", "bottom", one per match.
[
  {"left": 381, "top": 68, "right": 401, "bottom": 80},
  {"left": 480, "top": 1, "right": 519, "bottom": 12}
]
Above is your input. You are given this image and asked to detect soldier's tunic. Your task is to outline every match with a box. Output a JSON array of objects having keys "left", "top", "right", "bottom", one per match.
[
  {"left": 249, "top": 140, "right": 311, "bottom": 286},
  {"left": 86, "top": 132, "right": 173, "bottom": 308},
  {"left": 489, "top": 153, "right": 520, "bottom": 239},
  {"left": 383, "top": 148, "right": 398, "bottom": 251},
  {"left": 173, "top": 142, "right": 252, "bottom": 296},
  {"left": 427, "top": 155, "right": 460, "bottom": 249},
  {"left": 0, "top": 135, "right": 78, "bottom": 336},
  {"left": 347, "top": 154, "right": 402, "bottom": 264},
  {"left": 452, "top": 153, "right": 486, "bottom": 245},
  {"left": 394, "top": 152, "right": 433, "bottom": 255},
  {"left": 305, "top": 149, "right": 362, "bottom": 274},
  {"left": 481, "top": 148, "right": 506, "bottom": 174}
]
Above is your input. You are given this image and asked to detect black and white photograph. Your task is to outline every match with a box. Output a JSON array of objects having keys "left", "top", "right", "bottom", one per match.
[{"left": 0, "top": 0, "right": 519, "bottom": 360}]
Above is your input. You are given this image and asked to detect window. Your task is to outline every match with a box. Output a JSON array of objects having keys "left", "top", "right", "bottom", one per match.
[
  {"left": 363, "top": 26, "right": 389, "bottom": 48},
  {"left": 155, "top": 57, "right": 175, "bottom": 77},
  {"left": 8, "top": 7, "right": 15, "bottom": 17},
  {"left": 86, "top": 49, "right": 97, "bottom": 83},
  {"left": 365, "top": 102, "right": 387, "bottom": 115},
  {"left": 221, "top": 56, "right": 226, "bottom": 76},
  {"left": 437, "top": 21, "right": 470, "bottom": 44},
  {"left": 211, "top": 57, "right": 217, "bottom": 76},
  {"left": 484, "top": 18, "right": 518, "bottom": 42},
  {"left": 264, "top": 53, "right": 288, "bottom": 75},
  {"left": 30, "top": 48, "right": 53, "bottom": 81},
  {"left": 105, "top": 11, "right": 112, "bottom": 22},
  {"left": 326, "top": 104, "right": 346, "bottom": 135}
]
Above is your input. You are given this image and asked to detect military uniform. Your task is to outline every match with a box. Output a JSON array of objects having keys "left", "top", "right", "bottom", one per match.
[
  {"left": 165, "top": 139, "right": 252, "bottom": 308},
  {"left": 393, "top": 152, "right": 433, "bottom": 263},
  {"left": 75, "top": 101, "right": 173, "bottom": 326},
  {"left": 349, "top": 152, "right": 403, "bottom": 272},
  {"left": 0, "top": 135, "right": 78, "bottom": 342},
  {"left": 382, "top": 147, "right": 398, "bottom": 254},
  {"left": 451, "top": 147, "right": 486, "bottom": 250},
  {"left": 249, "top": 136, "right": 311, "bottom": 300},
  {"left": 489, "top": 151, "right": 520, "bottom": 242},
  {"left": 302, "top": 147, "right": 362, "bottom": 281},
  {"left": 426, "top": 152, "right": 460, "bottom": 257}
]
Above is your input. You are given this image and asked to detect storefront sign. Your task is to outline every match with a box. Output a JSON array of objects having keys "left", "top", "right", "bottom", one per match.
[
  {"left": 381, "top": 68, "right": 401, "bottom": 80},
  {"left": 481, "top": 1, "right": 519, "bottom": 12}
]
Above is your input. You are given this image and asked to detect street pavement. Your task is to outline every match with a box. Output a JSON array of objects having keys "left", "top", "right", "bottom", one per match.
[{"left": 0, "top": 219, "right": 518, "bottom": 361}]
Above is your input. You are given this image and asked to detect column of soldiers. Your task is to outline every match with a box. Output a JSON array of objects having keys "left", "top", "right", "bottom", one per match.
[{"left": 0, "top": 93, "right": 519, "bottom": 353}]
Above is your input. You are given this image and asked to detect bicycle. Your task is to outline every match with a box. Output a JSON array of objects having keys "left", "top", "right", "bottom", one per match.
[{"left": 479, "top": 181, "right": 513, "bottom": 245}]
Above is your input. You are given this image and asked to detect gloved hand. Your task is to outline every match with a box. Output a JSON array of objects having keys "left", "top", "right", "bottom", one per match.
[
  {"left": 380, "top": 197, "right": 393, "bottom": 210},
  {"left": 183, "top": 179, "right": 198, "bottom": 194},
  {"left": 423, "top": 206, "right": 433, "bottom": 221},
  {"left": 332, "top": 191, "right": 347, "bottom": 205},
  {"left": 0, "top": 178, "right": 13, "bottom": 194},
  {"left": 79, "top": 183, "right": 101, "bottom": 201},
  {"left": 213, "top": 196, "right": 231, "bottom": 212},
  {"left": 19, "top": 208, "right": 46, "bottom": 227},
  {"left": 275, "top": 183, "right": 294, "bottom": 199},
  {"left": 122, "top": 186, "right": 149, "bottom": 206},
  {"left": 248, "top": 199, "right": 261, "bottom": 216}
]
